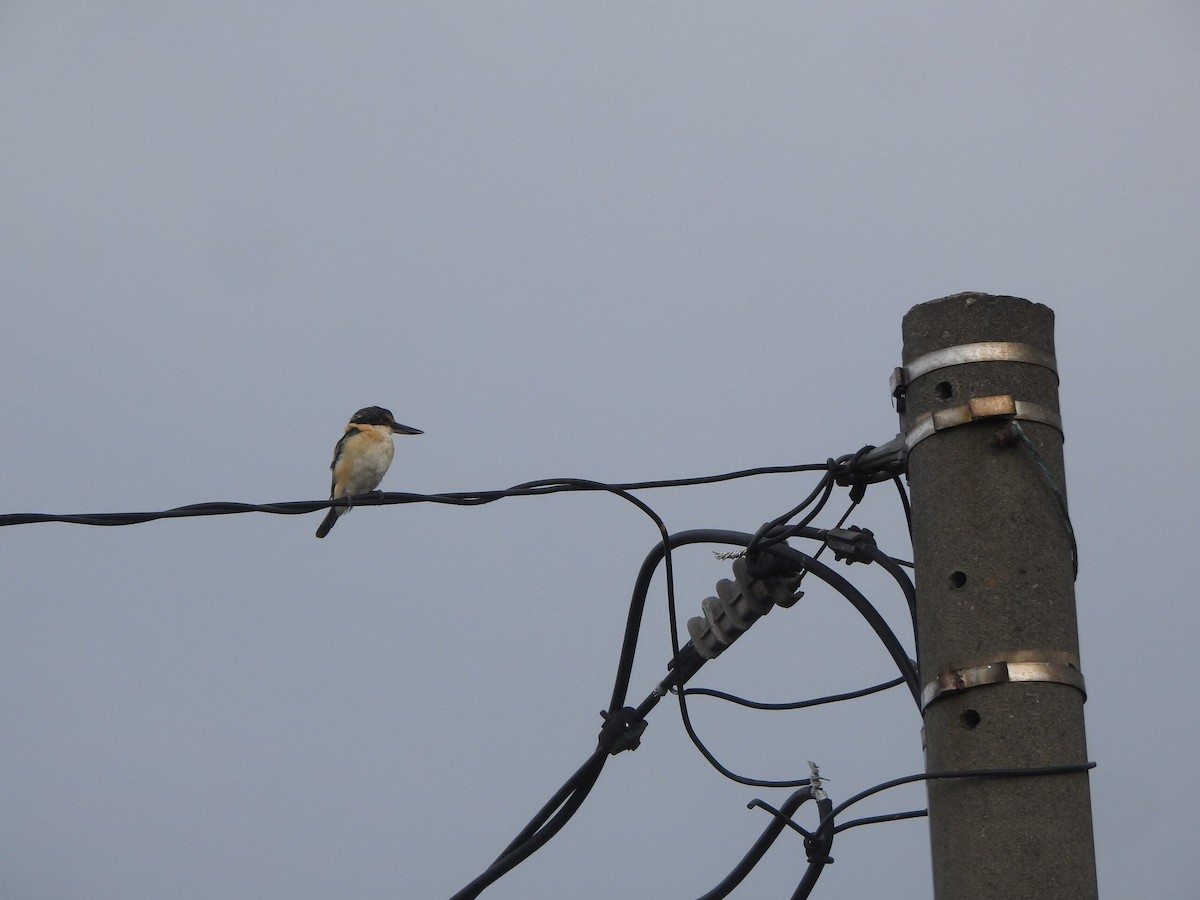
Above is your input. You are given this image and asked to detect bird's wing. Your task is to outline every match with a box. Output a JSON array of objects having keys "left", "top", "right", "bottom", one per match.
[{"left": 328, "top": 426, "right": 358, "bottom": 497}]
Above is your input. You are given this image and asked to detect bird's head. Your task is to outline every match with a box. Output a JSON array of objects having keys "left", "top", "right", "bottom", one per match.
[{"left": 350, "top": 406, "right": 423, "bottom": 435}]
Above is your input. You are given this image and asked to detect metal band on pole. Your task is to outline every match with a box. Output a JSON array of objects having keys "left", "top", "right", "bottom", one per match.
[{"left": 921, "top": 650, "right": 1086, "bottom": 710}]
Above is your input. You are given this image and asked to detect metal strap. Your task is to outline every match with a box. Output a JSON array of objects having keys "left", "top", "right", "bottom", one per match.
[
  {"left": 921, "top": 649, "right": 1085, "bottom": 710},
  {"left": 903, "top": 341, "right": 1058, "bottom": 383},
  {"left": 905, "top": 395, "right": 1062, "bottom": 451}
]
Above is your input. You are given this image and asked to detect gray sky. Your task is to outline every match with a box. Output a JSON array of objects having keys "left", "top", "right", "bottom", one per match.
[{"left": 3, "top": 3, "right": 1198, "bottom": 898}]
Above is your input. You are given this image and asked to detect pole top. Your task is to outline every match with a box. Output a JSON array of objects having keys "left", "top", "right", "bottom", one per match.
[{"left": 903, "top": 293, "right": 1055, "bottom": 363}]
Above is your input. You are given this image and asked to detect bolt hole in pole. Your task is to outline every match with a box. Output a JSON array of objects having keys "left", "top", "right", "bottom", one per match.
[
  {"left": 935, "top": 380, "right": 953, "bottom": 400},
  {"left": 959, "top": 709, "right": 981, "bottom": 730},
  {"left": 948, "top": 570, "right": 967, "bottom": 589}
]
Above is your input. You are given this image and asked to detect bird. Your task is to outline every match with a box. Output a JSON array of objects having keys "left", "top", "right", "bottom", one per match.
[{"left": 315, "top": 406, "right": 422, "bottom": 538}]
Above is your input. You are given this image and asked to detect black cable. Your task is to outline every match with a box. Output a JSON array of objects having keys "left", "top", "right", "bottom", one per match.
[
  {"left": 493, "top": 749, "right": 607, "bottom": 861},
  {"left": 892, "top": 474, "right": 913, "bottom": 535},
  {"left": 609, "top": 529, "right": 919, "bottom": 728},
  {"left": 609, "top": 530, "right": 711, "bottom": 713},
  {"left": 471, "top": 466, "right": 911, "bottom": 897},
  {"left": 450, "top": 478, "right": 677, "bottom": 900},
  {"left": 760, "top": 763, "right": 1095, "bottom": 900},
  {"left": 745, "top": 468, "right": 836, "bottom": 555},
  {"left": 464, "top": 517, "right": 920, "bottom": 894},
  {"left": 679, "top": 674, "right": 906, "bottom": 711},
  {"left": 812, "top": 761, "right": 1097, "bottom": 839},
  {"left": 0, "top": 463, "right": 832, "bottom": 529},
  {"left": 451, "top": 639, "right": 716, "bottom": 899},
  {"left": 674, "top": 525, "right": 915, "bottom": 725},
  {"left": 833, "top": 808, "right": 927, "bottom": 834},
  {"left": 6, "top": 452, "right": 926, "bottom": 898},
  {"left": 784, "top": 497, "right": 859, "bottom": 585},
  {"left": 613, "top": 530, "right": 920, "bottom": 790},
  {"left": 449, "top": 749, "right": 608, "bottom": 900},
  {"left": 694, "top": 788, "right": 832, "bottom": 900},
  {"left": 768, "top": 538, "right": 919, "bottom": 706},
  {"left": 858, "top": 541, "right": 917, "bottom": 653},
  {"left": 781, "top": 523, "right": 917, "bottom": 667},
  {"left": 700, "top": 765, "right": 1094, "bottom": 900}
]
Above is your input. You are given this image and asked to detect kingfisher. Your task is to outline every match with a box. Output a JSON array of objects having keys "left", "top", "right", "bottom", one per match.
[{"left": 315, "top": 406, "right": 422, "bottom": 538}]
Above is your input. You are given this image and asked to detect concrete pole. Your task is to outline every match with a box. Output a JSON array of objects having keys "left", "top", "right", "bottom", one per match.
[{"left": 899, "top": 293, "right": 1097, "bottom": 899}]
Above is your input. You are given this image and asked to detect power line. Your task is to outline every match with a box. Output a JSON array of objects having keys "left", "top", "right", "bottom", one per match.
[
  {"left": 0, "top": 447, "right": 905, "bottom": 530},
  {"left": 4, "top": 447, "right": 924, "bottom": 898},
  {"left": 0, "top": 462, "right": 835, "bottom": 529}
]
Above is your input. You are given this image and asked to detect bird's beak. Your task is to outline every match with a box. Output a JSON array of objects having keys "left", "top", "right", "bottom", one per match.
[{"left": 391, "top": 423, "right": 423, "bottom": 435}]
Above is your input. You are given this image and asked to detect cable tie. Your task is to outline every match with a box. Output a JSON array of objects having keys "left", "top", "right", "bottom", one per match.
[
  {"left": 824, "top": 526, "right": 877, "bottom": 565},
  {"left": 832, "top": 437, "right": 907, "bottom": 488},
  {"left": 803, "top": 835, "right": 835, "bottom": 866}
]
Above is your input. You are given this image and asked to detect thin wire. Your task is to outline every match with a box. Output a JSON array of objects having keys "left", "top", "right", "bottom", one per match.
[
  {"left": 785, "top": 497, "right": 860, "bottom": 597},
  {"left": 746, "top": 468, "right": 836, "bottom": 555},
  {"left": 1010, "top": 421, "right": 1079, "bottom": 577},
  {"left": 778, "top": 524, "right": 919, "bottom": 695},
  {"left": 755, "top": 521, "right": 917, "bottom": 660},
  {"left": 830, "top": 501, "right": 858, "bottom": 531}
]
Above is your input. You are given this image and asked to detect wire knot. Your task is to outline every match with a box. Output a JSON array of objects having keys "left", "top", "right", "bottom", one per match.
[
  {"left": 826, "top": 526, "right": 877, "bottom": 565},
  {"left": 832, "top": 447, "right": 875, "bottom": 504},
  {"left": 597, "top": 707, "right": 647, "bottom": 755}
]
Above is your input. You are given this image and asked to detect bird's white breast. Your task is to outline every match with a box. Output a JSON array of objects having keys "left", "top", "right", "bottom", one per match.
[{"left": 337, "top": 426, "right": 396, "bottom": 497}]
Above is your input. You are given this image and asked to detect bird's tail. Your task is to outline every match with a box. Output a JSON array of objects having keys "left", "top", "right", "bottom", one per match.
[{"left": 315, "top": 506, "right": 343, "bottom": 539}]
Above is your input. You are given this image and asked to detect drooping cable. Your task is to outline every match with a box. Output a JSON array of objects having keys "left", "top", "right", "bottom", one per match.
[
  {"left": 679, "top": 674, "right": 906, "bottom": 711},
  {"left": 675, "top": 523, "right": 915, "bottom": 718}
]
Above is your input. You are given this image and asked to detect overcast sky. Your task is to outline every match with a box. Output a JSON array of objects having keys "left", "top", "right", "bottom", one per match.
[{"left": 3, "top": 3, "right": 1198, "bottom": 898}]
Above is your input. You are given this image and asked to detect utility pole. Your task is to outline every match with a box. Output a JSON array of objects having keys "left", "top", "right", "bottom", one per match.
[{"left": 897, "top": 293, "right": 1097, "bottom": 899}]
